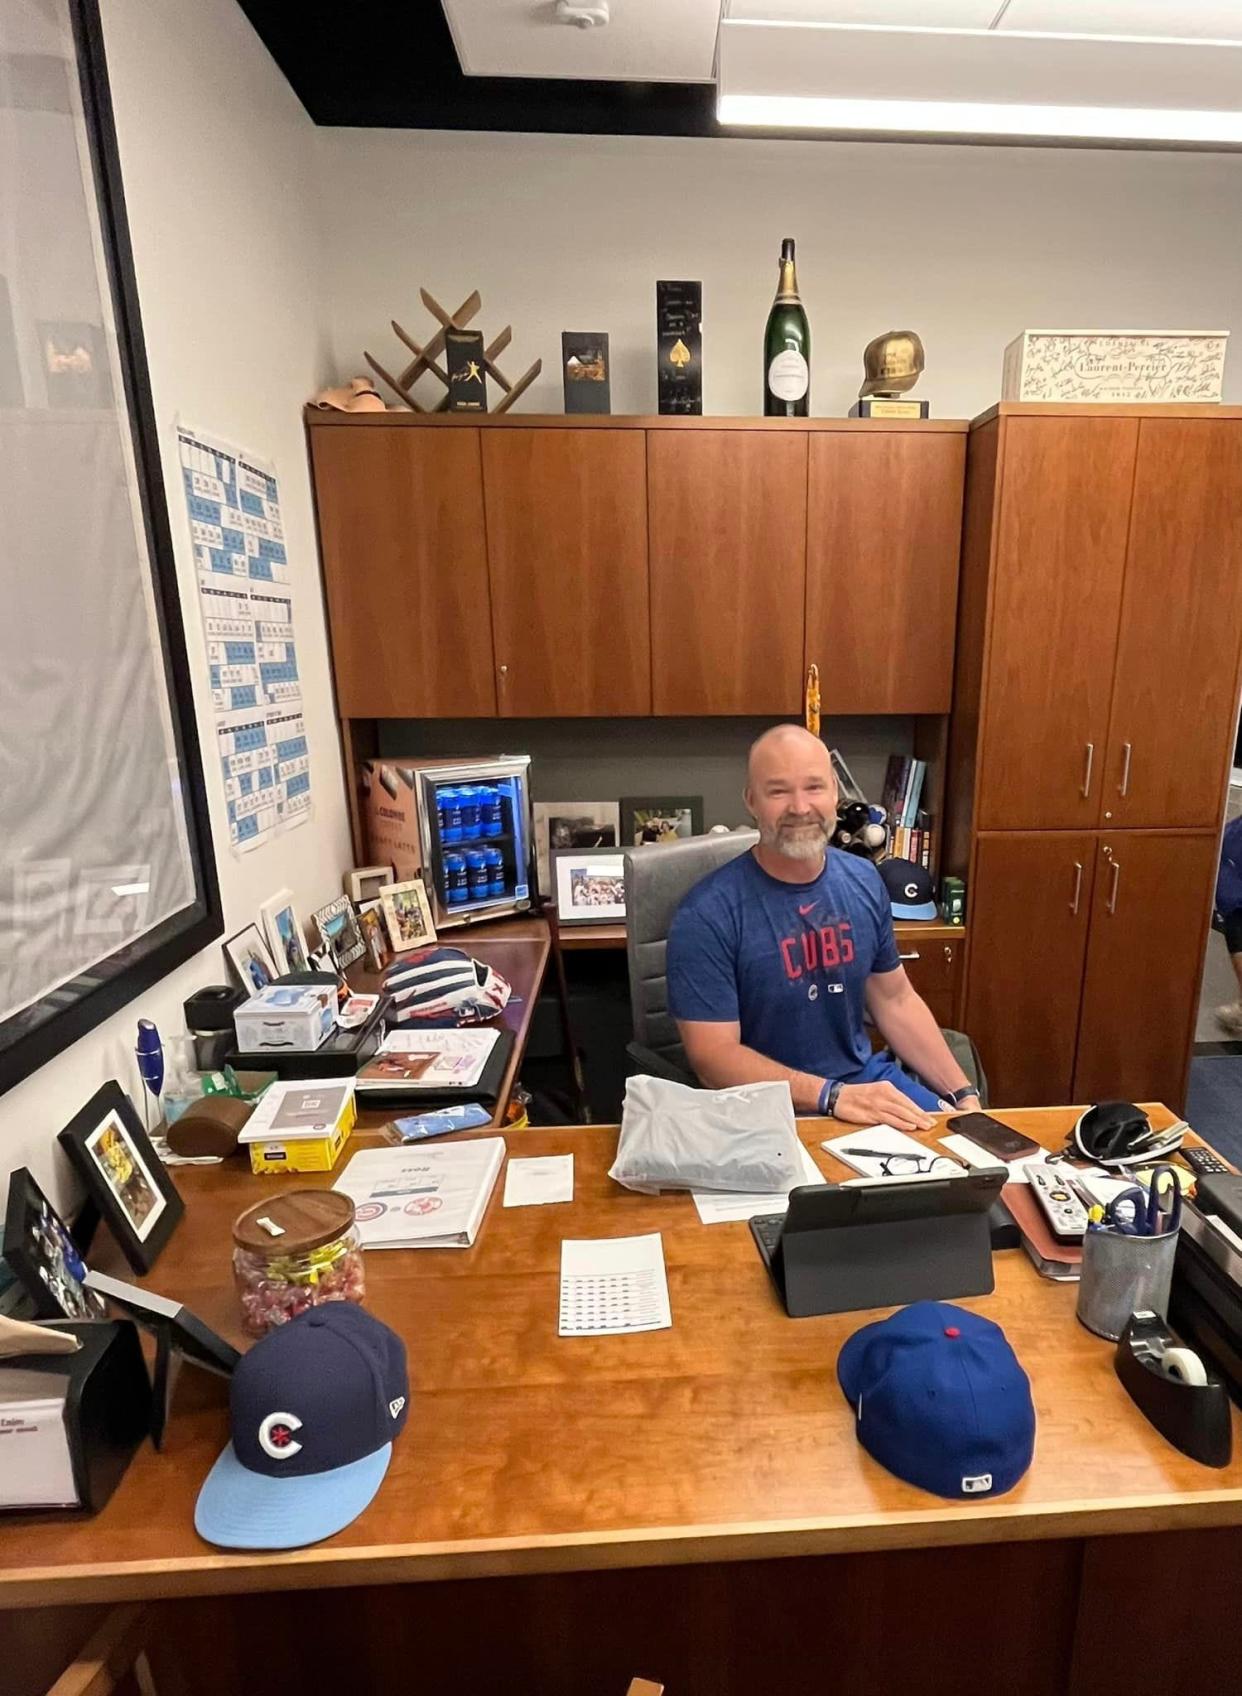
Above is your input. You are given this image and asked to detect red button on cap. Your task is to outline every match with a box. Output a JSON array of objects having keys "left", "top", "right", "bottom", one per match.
[{"left": 944, "top": 1326, "right": 961, "bottom": 1338}]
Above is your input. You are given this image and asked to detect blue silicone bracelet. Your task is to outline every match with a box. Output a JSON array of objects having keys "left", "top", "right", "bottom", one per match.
[{"left": 817, "top": 1079, "right": 835, "bottom": 1116}]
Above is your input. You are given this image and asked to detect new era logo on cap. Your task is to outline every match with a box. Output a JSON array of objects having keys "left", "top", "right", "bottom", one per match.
[
  {"left": 195, "top": 1303, "right": 410, "bottom": 1551},
  {"left": 837, "top": 1301, "right": 1035, "bottom": 1502}
]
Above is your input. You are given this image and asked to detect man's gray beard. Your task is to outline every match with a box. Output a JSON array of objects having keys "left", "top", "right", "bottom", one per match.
[{"left": 760, "top": 820, "right": 830, "bottom": 862}]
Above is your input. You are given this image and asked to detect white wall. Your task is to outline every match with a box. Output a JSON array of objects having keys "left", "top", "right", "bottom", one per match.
[
  {"left": 0, "top": 0, "right": 350, "bottom": 1212},
  {"left": 318, "top": 129, "right": 1242, "bottom": 419}
]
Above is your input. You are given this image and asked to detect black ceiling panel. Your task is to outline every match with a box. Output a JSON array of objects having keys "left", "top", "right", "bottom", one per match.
[{"left": 235, "top": 0, "right": 719, "bottom": 134}]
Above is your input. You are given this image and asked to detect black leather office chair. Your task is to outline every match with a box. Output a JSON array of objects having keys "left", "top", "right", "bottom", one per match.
[{"left": 623, "top": 832, "right": 987, "bottom": 1103}]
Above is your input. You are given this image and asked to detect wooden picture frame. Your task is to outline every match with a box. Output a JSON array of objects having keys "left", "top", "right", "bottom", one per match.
[
  {"left": 379, "top": 878, "right": 438, "bottom": 954},
  {"left": 2, "top": 1166, "right": 105, "bottom": 1321},
  {"left": 56, "top": 1081, "right": 184, "bottom": 1275}
]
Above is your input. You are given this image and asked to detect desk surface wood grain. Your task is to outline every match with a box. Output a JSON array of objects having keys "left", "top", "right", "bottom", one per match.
[{"left": 4, "top": 1104, "right": 1240, "bottom": 1608}]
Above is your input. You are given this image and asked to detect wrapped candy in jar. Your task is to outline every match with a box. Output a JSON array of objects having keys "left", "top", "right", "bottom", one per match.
[{"left": 232, "top": 1189, "right": 365, "bottom": 1338}]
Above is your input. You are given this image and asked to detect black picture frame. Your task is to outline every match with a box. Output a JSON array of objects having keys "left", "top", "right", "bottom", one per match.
[
  {"left": 0, "top": 0, "right": 222, "bottom": 1097},
  {"left": 57, "top": 1081, "right": 184, "bottom": 1275},
  {"left": 619, "top": 795, "right": 706, "bottom": 848},
  {"left": 552, "top": 846, "right": 628, "bottom": 926},
  {"left": 2, "top": 1167, "right": 106, "bottom": 1322}
]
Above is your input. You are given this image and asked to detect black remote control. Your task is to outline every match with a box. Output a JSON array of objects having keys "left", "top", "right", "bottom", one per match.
[{"left": 1182, "top": 1146, "right": 1232, "bottom": 1176}]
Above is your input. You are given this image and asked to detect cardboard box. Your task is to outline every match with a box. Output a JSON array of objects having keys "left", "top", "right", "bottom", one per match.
[
  {"left": 238, "top": 1080, "right": 357, "bottom": 1174},
  {"left": 1002, "top": 330, "right": 1228, "bottom": 403},
  {"left": 361, "top": 759, "right": 424, "bottom": 881},
  {"left": 234, "top": 985, "right": 335, "bottom": 1053}
]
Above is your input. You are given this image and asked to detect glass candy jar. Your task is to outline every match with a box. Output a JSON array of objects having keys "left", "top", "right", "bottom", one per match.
[{"left": 232, "top": 1190, "right": 364, "bottom": 1338}]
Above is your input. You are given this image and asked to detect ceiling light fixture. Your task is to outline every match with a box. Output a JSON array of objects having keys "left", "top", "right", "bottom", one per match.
[{"left": 715, "top": 13, "right": 1242, "bottom": 146}]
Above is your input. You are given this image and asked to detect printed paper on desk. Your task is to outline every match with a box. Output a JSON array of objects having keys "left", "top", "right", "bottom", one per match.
[
  {"left": 940, "top": 1133, "right": 1048, "bottom": 1186},
  {"left": 504, "top": 1155, "right": 574, "bottom": 1208},
  {"left": 821, "top": 1125, "right": 965, "bottom": 1183},
  {"left": 559, "top": 1233, "right": 672, "bottom": 1337},
  {"left": 692, "top": 1144, "right": 825, "bottom": 1225}
]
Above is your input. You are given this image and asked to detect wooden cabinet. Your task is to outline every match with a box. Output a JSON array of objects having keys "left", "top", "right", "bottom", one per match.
[
  {"left": 1073, "top": 832, "right": 1218, "bottom": 1107},
  {"left": 894, "top": 922, "right": 965, "bottom": 1031},
  {"left": 482, "top": 430, "right": 650, "bottom": 717},
  {"left": 806, "top": 432, "right": 965, "bottom": 714},
  {"left": 310, "top": 426, "right": 496, "bottom": 717},
  {"left": 964, "top": 833, "right": 1097, "bottom": 1106},
  {"left": 648, "top": 431, "right": 807, "bottom": 715},
  {"left": 1103, "top": 421, "right": 1242, "bottom": 829},
  {"left": 974, "top": 417, "right": 1137, "bottom": 832}
]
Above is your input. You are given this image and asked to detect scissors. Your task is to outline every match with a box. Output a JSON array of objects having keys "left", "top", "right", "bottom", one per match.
[{"left": 1103, "top": 1164, "right": 1183, "bottom": 1236}]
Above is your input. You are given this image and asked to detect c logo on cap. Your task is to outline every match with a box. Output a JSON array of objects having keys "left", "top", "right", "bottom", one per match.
[
  {"left": 904, "top": 881, "right": 918, "bottom": 899},
  {"left": 258, "top": 1410, "right": 303, "bottom": 1460}
]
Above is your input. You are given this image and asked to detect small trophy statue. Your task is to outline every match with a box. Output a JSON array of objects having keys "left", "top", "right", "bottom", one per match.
[{"left": 850, "top": 331, "right": 929, "bottom": 419}]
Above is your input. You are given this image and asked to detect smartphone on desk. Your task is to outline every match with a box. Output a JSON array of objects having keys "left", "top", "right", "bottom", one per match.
[{"left": 949, "top": 1111, "right": 1041, "bottom": 1161}]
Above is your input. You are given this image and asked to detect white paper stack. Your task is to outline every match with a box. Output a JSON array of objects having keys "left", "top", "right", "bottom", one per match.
[{"left": 332, "top": 1138, "right": 505, "bottom": 1248}]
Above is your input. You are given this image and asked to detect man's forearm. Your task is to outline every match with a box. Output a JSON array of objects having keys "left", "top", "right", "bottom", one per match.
[
  {"left": 870, "top": 988, "right": 974, "bottom": 1099},
  {"left": 688, "top": 1042, "right": 826, "bottom": 1112}
]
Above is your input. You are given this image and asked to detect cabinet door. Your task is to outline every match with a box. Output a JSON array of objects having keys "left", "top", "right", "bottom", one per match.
[
  {"left": 806, "top": 432, "right": 965, "bottom": 714},
  {"left": 483, "top": 430, "right": 650, "bottom": 716},
  {"left": 895, "top": 924, "right": 965, "bottom": 1030},
  {"left": 976, "top": 418, "right": 1137, "bottom": 831},
  {"left": 310, "top": 426, "right": 496, "bottom": 717},
  {"left": 1074, "top": 832, "right": 1218, "bottom": 1111},
  {"left": 1103, "top": 420, "right": 1242, "bottom": 829},
  {"left": 648, "top": 431, "right": 806, "bottom": 715},
  {"left": 963, "top": 834, "right": 1096, "bottom": 1106}
]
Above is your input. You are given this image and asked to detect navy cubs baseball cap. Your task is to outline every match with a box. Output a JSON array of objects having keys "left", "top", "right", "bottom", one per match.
[
  {"left": 878, "top": 856, "right": 938, "bottom": 921},
  {"left": 195, "top": 1303, "right": 409, "bottom": 1549},
  {"left": 837, "top": 1302, "right": 1035, "bottom": 1500}
]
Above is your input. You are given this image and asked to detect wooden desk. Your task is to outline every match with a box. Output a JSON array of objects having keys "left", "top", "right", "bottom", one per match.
[
  {"left": 348, "top": 916, "right": 550, "bottom": 1128},
  {"left": 5, "top": 1106, "right": 1242, "bottom": 1696}
]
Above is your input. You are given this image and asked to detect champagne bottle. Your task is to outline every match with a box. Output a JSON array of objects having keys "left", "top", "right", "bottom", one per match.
[{"left": 763, "top": 237, "right": 810, "bottom": 417}]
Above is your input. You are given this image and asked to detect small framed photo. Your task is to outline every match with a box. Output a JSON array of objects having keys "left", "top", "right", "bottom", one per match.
[
  {"left": 57, "top": 1081, "right": 185, "bottom": 1275},
  {"left": 312, "top": 895, "right": 366, "bottom": 969},
  {"left": 358, "top": 903, "right": 391, "bottom": 973},
  {"left": 345, "top": 864, "right": 394, "bottom": 906},
  {"left": 552, "top": 847, "right": 628, "bottom": 925},
  {"left": 3, "top": 1166, "right": 106, "bottom": 1320},
  {"left": 379, "top": 878, "right": 438, "bottom": 954},
  {"left": 533, "top": 801, "right": 620, "bottom": 898},
  {"left": 259, "top": 890, "right": 309, "bottom": 976},
  {"left": 620, "top": 795, "right": 704, "bottom": 847},
  {"left": 225, "top": 923, "right": 278, "bottom": 994}
]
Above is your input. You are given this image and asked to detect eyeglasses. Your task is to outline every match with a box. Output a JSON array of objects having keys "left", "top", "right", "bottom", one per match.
[{"left": 843, "top": 1149, "right": 962, "bottom": 1177}]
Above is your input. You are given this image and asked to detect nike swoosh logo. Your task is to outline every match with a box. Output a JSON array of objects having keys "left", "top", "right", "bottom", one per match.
[{"left": 798, "top": 903, "right": 816, "bottom": 917}]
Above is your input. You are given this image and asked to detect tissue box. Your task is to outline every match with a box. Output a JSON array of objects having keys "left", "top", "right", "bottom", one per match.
[
  {"left": 1002, "top": 330, "right": 1228, "bottom": 404},
  {"left": 234, "top": 984, "right": 335, "bottom": 1053},
  {"left": 237, "top": 1080, "right": 357, "bottom": 1174}
]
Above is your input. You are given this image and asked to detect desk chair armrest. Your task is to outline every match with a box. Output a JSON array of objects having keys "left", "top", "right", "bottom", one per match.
[{"left": 625, "top": 1041, "right": 697, "bottom": 1088}]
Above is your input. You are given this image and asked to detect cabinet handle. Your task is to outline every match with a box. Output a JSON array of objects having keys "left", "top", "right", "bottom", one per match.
[
  {"left": 943, "top": 944, "right": 954, "bottom": 965},
  {"left": 1070, "top": 861, "right": 1083, "bottom": 916},
  {"left": 498, "top": 664, "right": 509, "bottom": 675},
  {"left": 898, "top": 951, "right": 921, "bottom": 962},
  {"left": 1118, "top": 741, "right": 1132, "bottom": 798},
  {"left": 1107, "top": 857, "right": 1121, "bottom": 915},
  {"left": 1080, "top": 742, "right": 1094, "bottom": 799}
]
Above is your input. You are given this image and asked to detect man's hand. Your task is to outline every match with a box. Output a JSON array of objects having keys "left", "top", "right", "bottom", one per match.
[{"left": 833, "top": 1081, "right": 936, "bottom": 1133}]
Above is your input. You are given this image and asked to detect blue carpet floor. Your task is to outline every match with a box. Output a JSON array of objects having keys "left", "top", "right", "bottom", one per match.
[{"left": 1187, "top": 1055, "right": 1242, "bottom": 1166}]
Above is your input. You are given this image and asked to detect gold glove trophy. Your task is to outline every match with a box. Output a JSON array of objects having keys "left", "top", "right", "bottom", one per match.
[{"left": 850, "top": 330, "right": 929, "bottom": 419}]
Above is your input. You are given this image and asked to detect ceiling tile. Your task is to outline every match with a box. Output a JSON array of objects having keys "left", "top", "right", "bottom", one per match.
[
  {"left": 999, "top": 1, "right": 1242, "bottom": 42},
  {"left": 445, "top": 0, "right": 722, "bottom": 83}
]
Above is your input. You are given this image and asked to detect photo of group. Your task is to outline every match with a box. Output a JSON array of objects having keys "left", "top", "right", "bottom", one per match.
[
  {"left": 621, "top": 795, "right": 704, "bottom": 847},
  {"left": 379, "top": 877, "right": 437, "bottom": 954},
  {"left": 2, "top": 1167, "right": 105, "bottom": 1321},
  {"left": 553, "top": 848, "right": 628, "bottom": 925},
  {"left": 57, "top": 1082, "right": 185, "bottom": 1275},
  {"left": 86, "top": 1110, "right": 165, "bottom": 1240},
  {"left": 570, "top": 868, "right": 625, "bottom": 908}
]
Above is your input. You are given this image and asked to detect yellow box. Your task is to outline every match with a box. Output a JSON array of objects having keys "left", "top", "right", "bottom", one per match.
[{"left": 239, "top": 1081, "right": 356, "bottom": 1175}]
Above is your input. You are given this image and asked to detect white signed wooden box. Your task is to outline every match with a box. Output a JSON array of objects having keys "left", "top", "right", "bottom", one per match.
[{"left": 1002, "top": 330, "right": 1228, "bottom": 404}]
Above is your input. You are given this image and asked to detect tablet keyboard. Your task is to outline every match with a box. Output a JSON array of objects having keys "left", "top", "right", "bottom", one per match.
[{"left": 751, "top": 1211, "right": 784, "bottom": 1265}]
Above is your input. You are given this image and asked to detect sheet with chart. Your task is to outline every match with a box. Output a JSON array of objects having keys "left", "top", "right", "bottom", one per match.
[{"left": 177, "top": 426, "right": 312, "bottom": 853}]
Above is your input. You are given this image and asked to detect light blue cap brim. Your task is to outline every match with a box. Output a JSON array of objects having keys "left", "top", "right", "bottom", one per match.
[
  {"left": 194, "top": 1441, "right": 392, "bottom": 1550},
  {"left": 890, "top": 899, "right": 939, "bottom": 921}
]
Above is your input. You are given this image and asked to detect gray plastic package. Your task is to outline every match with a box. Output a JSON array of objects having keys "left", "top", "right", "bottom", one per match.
[{"left": 609, "top": 1075, "right": 803, "bottom": 1195}]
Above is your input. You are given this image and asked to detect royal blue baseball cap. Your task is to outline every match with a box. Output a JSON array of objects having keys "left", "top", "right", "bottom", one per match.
[
  {"left": 195, "top": 1303, "right": 409, "bottom": 1550},
  {"left": 837, "top": 1302, "right": 1035, "bottom": 1500},
  {"left": 878, "top": 856, "right": 938, "bottom": 921}
]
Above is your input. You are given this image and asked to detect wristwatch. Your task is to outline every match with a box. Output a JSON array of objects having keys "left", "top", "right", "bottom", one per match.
[{"left": 947, "top": 1084, "right": 980, "bottom": 1107}]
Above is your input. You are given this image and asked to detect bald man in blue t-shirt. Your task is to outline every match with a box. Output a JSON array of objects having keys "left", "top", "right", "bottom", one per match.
[{"left": 667, "top": 725, "right": 980, "bottom": 1131}]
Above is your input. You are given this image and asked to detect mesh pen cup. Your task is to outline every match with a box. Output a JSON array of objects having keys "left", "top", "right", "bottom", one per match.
[{"left": 1076, "top": 1224, "right": 1180, "bottom": 1342}]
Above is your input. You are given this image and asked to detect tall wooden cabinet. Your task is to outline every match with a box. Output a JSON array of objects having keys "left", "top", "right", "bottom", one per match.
[{"left": 948, "top": 405, "right": 1242, "bottom": 1111}]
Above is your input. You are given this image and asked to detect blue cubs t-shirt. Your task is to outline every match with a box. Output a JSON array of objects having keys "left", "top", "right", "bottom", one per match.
[{"left": 666, "top": 848, "right": 900, "bottom": 1081}]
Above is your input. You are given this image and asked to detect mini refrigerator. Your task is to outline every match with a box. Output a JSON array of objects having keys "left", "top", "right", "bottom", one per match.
[{"left": 361, "top": 755, "right": 533, "bottom": 930}]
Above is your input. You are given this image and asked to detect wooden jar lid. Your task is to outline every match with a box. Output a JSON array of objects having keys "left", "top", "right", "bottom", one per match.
[{"left": 232, "top": 1189, "right": 356, "bottom": 1255}]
